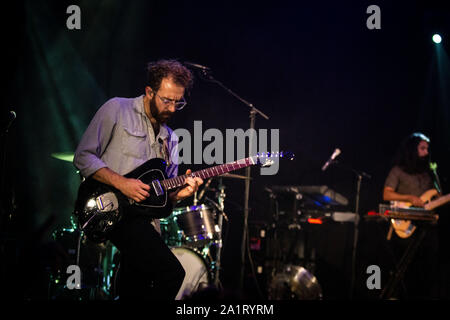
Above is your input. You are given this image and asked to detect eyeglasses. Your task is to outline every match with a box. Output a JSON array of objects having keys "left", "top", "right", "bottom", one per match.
[{"left": 153, "top": 91, "right": 187, "bottom": 110}]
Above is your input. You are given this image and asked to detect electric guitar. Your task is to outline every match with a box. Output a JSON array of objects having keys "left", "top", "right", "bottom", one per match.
[
  {"left": 73, "top": 151, "right": 294, "bottom": 243},
  {"left": 390, "top": 189, "right": 450, "bottom": 238}
]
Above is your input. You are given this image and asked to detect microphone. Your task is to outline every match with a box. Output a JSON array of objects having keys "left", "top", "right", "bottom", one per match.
[
  {"left": 321, "top": 148, "right": 341, "bottom": 171},
  {"left": 184, "top": 61, "right": 210, "bottom": 71},
  {"left": 3, "top": 110, "right": 16, "bottom": 132}
]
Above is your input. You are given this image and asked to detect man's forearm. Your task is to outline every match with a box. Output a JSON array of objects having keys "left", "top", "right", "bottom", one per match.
[
  {"left": 92, "top": 167, "right": 126, "bottom": 189},
  {"left": 383, "top": 189, "right": 413, "bottom": 202}
]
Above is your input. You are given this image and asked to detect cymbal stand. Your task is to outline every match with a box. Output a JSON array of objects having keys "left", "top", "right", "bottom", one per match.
[
  {"left": 193, "top": 191, "right": 198, "bottom": 206},
  {"left": 214, "top": 178, "right": 226, "bottom": 288},
  {"left": 197, "top": 68, "right": 269, "bottom": 293}
]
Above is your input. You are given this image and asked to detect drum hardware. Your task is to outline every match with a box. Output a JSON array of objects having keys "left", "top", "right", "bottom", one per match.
[
  {"left": 213, "top": 178, "right": 225, "bottom": 288},
  {"left": 219, "top": 173, "right": 251, "bottom": 180},
  {"left": 49, "top": 227, "right": 116, "bottom": 300},
  {"left": 265, "top": 185, "right": 352, "bottom": 299}
]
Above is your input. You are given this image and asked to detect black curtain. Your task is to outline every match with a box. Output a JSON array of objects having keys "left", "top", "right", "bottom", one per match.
[{"left": 2, "top": 0, "right": 449, "bottom": 300}]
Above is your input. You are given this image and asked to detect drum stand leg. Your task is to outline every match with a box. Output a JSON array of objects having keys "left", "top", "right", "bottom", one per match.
[
  {"left": 76, "top": 228, "right": 82, "bottom": 267},
  {"left": 214, "top": 215, "right": 223, "bottom": 289},
  {"left": 213, "top": 179, "right": 227, "bottom": 289}
]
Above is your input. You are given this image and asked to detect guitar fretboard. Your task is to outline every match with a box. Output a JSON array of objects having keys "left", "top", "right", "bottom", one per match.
[
  {"left": 161, "top": 157, "right": 255, "bottom": 191},
  {"left": 425, "top": 194, "right": 450, "bottom": 211}
]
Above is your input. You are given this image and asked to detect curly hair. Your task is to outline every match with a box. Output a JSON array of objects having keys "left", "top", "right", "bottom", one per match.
[
  {"left": 146, "top": 59, "right": 194, "bottom": 94},
  {"left": 393, "top": 132, "right": 431, "bottom": 174}
]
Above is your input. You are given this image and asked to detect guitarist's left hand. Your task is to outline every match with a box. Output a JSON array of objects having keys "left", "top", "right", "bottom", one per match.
[{"left": 170, "top": 169, "right": 203, "bottom": 202}]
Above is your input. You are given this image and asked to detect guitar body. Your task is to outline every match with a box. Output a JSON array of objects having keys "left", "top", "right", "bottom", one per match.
[
  {"left": 391, "top": 189, "right": 442, "bottom": 239},
  {"left": 74, "top": 158, "right": 173, "bottom": 243},
  {"left": 391, "top": 220, "right": 416, "bottom": 239}
]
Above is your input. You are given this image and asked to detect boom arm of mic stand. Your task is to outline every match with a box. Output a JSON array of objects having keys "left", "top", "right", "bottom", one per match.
[
  {"left": 200, "top": 70, "right": 270, "bottom": 120},
  {"left": 334, "top": 161, "right": 372, "bottom": 180}
]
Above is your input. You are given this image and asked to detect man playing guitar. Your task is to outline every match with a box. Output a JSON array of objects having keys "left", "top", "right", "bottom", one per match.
[{"left": 382, "top": 132, "right": 443, "bottom": 299}]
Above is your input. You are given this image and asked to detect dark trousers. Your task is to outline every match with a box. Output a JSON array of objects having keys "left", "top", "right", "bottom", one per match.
[
  {"left": 387, "top": 224, "right": 439, "bottom": 299},
  {"left": 108, "top": 212, "right": 185, "bottom": 300}
]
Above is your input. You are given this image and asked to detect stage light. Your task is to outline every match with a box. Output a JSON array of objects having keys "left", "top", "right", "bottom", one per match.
[{"left": 432, "top": 34, "right": 442, "bottom": 44}]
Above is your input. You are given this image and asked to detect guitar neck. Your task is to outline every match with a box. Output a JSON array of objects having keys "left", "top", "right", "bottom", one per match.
[
  {"left": 161, "top": 156, "right": 256, "bottom": 191},
  {"left": 425, "top": 194, "right": 450, "bottom": 211}
]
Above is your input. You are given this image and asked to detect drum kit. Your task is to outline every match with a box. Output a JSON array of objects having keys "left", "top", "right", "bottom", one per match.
[{"left": 49, "top": 151, "right": 244, "bottom": 300}]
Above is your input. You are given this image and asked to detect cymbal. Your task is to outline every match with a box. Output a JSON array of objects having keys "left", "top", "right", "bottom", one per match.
[
  {"left": 219, "top": 173, "right": 252, "bottom": 180},
  {"left": 51, "top": 152, "right": 74, "bottom": 162}
]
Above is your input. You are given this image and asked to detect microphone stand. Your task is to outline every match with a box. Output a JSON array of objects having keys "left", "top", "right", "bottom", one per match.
[
  {"left": 329, "top": 161, "right": 371, "bottom": 299},
  {"left": 215, "top": 178, "right": 225, "bottom": 288},
  {"left": 1, "top": 112, "right": 16, "bottom": 232},
  {"left": 198, "top": 69, "right": 269, "bottom": 294}
]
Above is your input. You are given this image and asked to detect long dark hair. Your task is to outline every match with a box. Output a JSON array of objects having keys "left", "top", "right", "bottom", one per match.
[{"left": 393, "top": 132, "right": 431, "bottom": 174}]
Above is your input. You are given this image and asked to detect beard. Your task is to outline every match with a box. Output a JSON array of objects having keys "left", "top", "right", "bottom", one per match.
[
  {"left": 415, "top": 154, "right": 430, "bottom": 173},
  {"left": 149, "top": 96, "right": 173, "bottom": 124}
]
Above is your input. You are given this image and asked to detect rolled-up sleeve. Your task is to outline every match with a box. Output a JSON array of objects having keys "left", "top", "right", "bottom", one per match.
[
  {"left": 384, "top": 166, "right": 400, "bottom": 191},
  {"left": 73, "top": 99, "right": 118, "bottom": 178}
]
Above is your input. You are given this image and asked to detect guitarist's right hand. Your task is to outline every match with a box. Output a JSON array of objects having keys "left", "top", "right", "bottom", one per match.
[
  {"left": 118, "top": 178, "right": 151, "bottom": 202},
  {"left": 408, "top": 195, "right": 425, "bottom": 207},
  {"left": 92, "top": 168, "right": 150, "bottom": 203}
]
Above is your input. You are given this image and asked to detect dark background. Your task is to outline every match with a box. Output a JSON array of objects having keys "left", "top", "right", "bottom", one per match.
[{"left": 1, "top": 0, "right": 449, "bottom": 300}]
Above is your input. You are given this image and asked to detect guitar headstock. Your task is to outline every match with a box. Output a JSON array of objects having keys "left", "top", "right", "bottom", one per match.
[{"left": 253, "top": 151, "right": 295, "bottom": 167}]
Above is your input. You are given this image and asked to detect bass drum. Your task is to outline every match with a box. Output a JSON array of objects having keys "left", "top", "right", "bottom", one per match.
[
  {"left": 172, "top": 246, "right": 211, "bottom": 300},
  {"left": 110, "top": 247, "right": 211, "bottom": 300}
]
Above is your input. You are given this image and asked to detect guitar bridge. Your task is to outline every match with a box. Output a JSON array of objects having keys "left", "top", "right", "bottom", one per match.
[{"left": 152, "top": 180, "right": 164, "bottom": 196}]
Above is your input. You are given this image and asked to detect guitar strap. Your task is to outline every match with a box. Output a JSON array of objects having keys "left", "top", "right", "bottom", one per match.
[
  {"left": 430, "top": 163, "right": 443, "bottom": 195},
  {"left": 162, "top": 138, "right": 171, "bottom": 166},
  {"left": 148, "top": 129, "right": 171, "bottom": 166}
]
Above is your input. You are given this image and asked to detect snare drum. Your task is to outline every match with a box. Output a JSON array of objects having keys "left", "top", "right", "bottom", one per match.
[{"left": 172, "top": 204, "right": 219, "bottom": 247}]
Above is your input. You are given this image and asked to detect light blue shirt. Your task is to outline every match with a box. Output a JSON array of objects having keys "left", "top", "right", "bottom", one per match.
[{"left": 73, "top": 95, "right": 178, "bottom": 179}]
